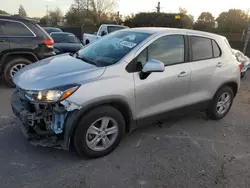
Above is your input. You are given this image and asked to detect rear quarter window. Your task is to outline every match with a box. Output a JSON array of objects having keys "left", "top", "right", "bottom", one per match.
[
  {"left": 212, "top": 40, "right": 221, "bottom": 58},
  {"left": 1, "top": 20, "right": 34, "bottom": 37}
]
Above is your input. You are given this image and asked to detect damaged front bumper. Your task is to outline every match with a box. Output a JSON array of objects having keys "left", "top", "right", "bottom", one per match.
[{"left": 11, "top": 89, "right": 80, "bottom": 150}]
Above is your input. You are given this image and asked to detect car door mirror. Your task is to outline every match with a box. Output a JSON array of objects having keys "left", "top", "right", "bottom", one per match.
[
  {"left": 142, "top": 59, "right": 165, "bottom": 73},
  {"left": 101, "top": 31, "right": 107, "bottom": 36},
  {"left": 140, "top": 59, "right": 165, "bottom": 80}
]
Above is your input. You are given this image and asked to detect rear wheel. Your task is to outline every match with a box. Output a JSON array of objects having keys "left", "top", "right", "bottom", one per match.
[
  {"left": 4, "top": 58, "right": 31, "bottom": 86},
  {"left": 206, "top": 86, "right": 234, "bottom": 120},
  {"left": 74, "top": 106, "right": 125, "bottom": 158}
]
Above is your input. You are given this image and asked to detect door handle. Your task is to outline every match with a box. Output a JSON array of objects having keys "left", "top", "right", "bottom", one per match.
[
  {"left": 217, "top": 62, "right": 223, "bottom": 67},
  {"left": 178, "top": 71, "right": 189, "bottom": 77},
  {"left": 0, "top": 39, "right": 5, "bottom": 42}
]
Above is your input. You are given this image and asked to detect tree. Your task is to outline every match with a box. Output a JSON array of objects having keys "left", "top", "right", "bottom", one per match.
[
  {"left": 194, "top": 12, "right": 215, "bottom": 32},
  {"left": 65, "top": 0, "right": 117, "bottom": 26},
  {"left": 216, "top": 9, "right": 249, "bottom": 33},
  {"left": 49, "top": 8, "right": 63, "bottom": 26},
  {"left": 90, "top": 0, "right": 117, "bottom": 22},
  {"left": 0, "top": 10, "right": 9, "bottom": 15},
  {"left": 18, "top": 5, "right": 27, "bottom": 17},
  {"left": 179, "top": 7, "right": 194, "bottom": 29},
  {"left": 124, "top": 12, "right": 184, "bottom": 28},
  {"left": 39, "top": 15, "right": 50, "bottom": 26}
]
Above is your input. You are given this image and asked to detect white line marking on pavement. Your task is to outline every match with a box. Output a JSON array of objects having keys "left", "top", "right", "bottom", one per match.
[
  {"left": 141, "top": 133, "right": 226, "bottom": 144},
  {"left": 10, "top": 162, "right": 25, "bottom": 167},
  {"left": 234, "top": 153, "right": 250, "bottom": 160},
  {"left": 212, "top": 143, "right": 219, "bottom": 156},
  {"left": 135, "top": 136, "right": 143, "bottom": 147},
  {"left": 0, "top": 116, "right": 10, "bottom": 119},
  {"left": 0, "top": 124, "right": 15, "bottom": 132},
  {"left": 183, "top": 131, "right": 201, "bottom": 149}
]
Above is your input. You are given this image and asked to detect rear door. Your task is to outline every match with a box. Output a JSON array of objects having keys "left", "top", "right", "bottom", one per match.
[
  {"left": 0, "top": 21, "right": 10, "bottom": 57},
  {"left": 188, "top": 35, "right": 222, "bottom": 103},
  {"left": 134, "top": 34, "right": 191, "bottom": 119}
]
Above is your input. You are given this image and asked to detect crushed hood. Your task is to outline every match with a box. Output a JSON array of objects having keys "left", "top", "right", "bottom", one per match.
[{"left": 13, "top": 53, "right": 105, "bottom": 90}]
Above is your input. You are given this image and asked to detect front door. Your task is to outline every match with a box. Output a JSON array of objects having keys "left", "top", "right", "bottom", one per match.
[{"left": 134, "top": 34, "right": 191, "bottom": 120}]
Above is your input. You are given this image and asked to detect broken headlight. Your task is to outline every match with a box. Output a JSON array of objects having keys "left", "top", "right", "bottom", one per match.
[{"left": 25, "top": 85, "right": 79, "bottom": 102}]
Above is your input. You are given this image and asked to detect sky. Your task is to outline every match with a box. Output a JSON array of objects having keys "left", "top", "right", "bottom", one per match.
[{"left": 1, "top": 0, "right": 250, "bottom": 20}]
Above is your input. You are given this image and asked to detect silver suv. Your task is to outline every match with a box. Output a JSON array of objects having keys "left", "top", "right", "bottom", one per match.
[{"left": 11, "top": 28, "right": 241, "bottom": 158}]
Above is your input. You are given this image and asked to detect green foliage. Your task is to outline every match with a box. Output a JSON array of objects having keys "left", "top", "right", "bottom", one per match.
[
  {"left": 18, "top": 5, "right": 27, "bottom": 17},
  {"left": 49, "top": 8, "right": 63, "bottom": 26},
  {"left": 0, "top": 10, "right": 9, "bottom": 15},
  {"left": 216, "top": 9, "right": 249, "bottom": 33},
  {"left": 39, "top": 15, "right": 50, "bottom": 26},
  {"left": 124, "top": 12, "right": 184, "bottom": 28},
  {"left": 65, "top": 0, "right": 117, "bottom": 27},
  {"left": 193, "top": 12, "right": 215, "bottom": 32},
  {"left": 179, "top": 8, "right": 194, "bottom": 29}
]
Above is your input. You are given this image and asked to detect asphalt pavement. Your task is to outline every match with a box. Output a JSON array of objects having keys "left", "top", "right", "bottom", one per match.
[{"left": 0, "top": 74, "right": 250, "bottom": 188}]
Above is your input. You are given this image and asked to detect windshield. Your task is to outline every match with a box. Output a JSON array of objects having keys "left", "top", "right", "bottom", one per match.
[
  {"left": 51, "top": 33, "right": 80, "bottom": 43},
  {"left": 77, "top": 31, "right": 150, "bottom": 66},
  {"left": 107, "top": 26, "right": 127, "bottom": 33}
]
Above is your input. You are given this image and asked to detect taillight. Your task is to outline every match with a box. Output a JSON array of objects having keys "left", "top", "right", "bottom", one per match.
[
  {"left": 239, "top": 63, "right": 243, "bottom": 72},
  {"left": 43, "top": 39, "right": 54, "bottom": 48}
]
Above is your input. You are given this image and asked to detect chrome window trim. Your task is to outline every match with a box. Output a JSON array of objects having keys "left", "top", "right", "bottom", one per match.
[{"left": 0, "top": 19, "right": 36, "bottom": 37}]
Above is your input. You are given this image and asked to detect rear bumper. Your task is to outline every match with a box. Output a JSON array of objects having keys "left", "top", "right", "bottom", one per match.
[{"left": 42, "top": 51, "right": 56, "bottom": 59}]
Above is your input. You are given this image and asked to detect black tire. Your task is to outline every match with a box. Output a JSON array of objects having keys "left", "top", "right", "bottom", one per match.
[
  {"left": 206, "top": 86, "right": 234, "bottom": 120},
  {"left": 74, "top": 106, "right": 125, "bottom": 158},
  {"left": 4, "top": 58, "right": 32, "bottom": 86},
  {"left": 241, "top": 72, "right": 246, "bottom": 79}
]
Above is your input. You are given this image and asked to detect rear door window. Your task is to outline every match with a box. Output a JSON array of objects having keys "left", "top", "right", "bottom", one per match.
[
  {"left": 1, "top": 20, "right": 34, "bottom": 37},
  {"left": 191, "top": 36, "right": 213, "bottom": 61},
  {"left": 212, "top": 40, "right": 221, "bottom": 58}
]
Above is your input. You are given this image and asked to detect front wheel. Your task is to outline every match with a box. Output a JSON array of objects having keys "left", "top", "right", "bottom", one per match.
[
  {"left": 74, "top": 106, "right": 125, "bottom": 158},
  {"left": 206, "top": 86, "right": 234, "bottom": 120}
]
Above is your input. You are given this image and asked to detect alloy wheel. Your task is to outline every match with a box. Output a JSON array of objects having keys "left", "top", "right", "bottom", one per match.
[{"left": 86, "top": 117, "right": 119, "bottom": 151}]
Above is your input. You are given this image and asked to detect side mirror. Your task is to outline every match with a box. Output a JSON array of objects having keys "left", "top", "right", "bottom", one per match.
[
  {"left": 142, "top": 59, "right": 165, "bottom": 73},
  {"left": 140, "top": 59, "right": 165, "bottom": 79},
  {"left": 101, "top": 31, "right": 107, "bottom": 36}
]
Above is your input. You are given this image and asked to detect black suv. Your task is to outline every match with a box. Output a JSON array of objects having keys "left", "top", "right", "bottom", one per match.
[{"left": 0, "top": 15, "right": 55, "bottom": 85}]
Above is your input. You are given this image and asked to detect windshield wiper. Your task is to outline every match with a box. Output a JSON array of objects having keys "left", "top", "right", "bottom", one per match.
[{"left": 75, "top": 52, "right": 98, "bottom": 66}]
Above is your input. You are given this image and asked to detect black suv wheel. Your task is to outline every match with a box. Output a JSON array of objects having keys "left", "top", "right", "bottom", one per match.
[{"left": 4, "top": 58, "right": 31, "bottom": 86}]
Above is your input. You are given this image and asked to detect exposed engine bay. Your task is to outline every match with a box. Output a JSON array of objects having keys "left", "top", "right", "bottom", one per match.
[
  {"left": 11, "top": 89, "right": 81, "bottom": 149},
  {"left": 25, "top": 103, "right": 67, "bottom": 135}
]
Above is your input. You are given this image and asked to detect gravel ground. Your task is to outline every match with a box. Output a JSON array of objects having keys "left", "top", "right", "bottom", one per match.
[{"left": 0, "top": 74, "right": 250, "bottom": 188}]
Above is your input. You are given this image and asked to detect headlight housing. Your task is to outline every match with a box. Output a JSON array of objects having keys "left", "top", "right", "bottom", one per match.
[{"left": 25, "top": 85, "right": 79, "bottom": 102}]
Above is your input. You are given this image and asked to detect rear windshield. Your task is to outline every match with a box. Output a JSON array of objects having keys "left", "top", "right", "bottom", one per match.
[
  {"left": 51, "top": 33, "right": 80, "bottom": 43},
  {"left": 44, "top": 28, "right": 62, "bottom": 34},
  {"left": 108, "top": 26, "right": 127, "bottom": 33}
]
